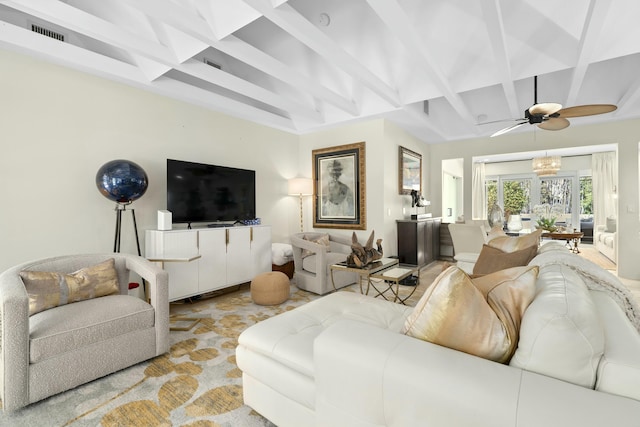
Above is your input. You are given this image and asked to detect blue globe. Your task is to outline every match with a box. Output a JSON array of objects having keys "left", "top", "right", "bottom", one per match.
[{"left": 96, "top": 160, "right": 148, "bottom": 204}]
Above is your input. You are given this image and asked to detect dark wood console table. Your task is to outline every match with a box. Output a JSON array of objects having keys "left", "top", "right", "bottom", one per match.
[{"left": 397, "top": 217, "right": 441, "bottom": 267}]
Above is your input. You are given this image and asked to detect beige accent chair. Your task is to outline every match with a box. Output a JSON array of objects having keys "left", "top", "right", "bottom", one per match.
[
  {"left": 448, "top": 223, "right": 488, "bottom": 274},
  {"left": 290, "top": 233, "right": 357, "bottom": 295},
  {"left": 0, "top": 253, "right": 169, "bottom": 411}
]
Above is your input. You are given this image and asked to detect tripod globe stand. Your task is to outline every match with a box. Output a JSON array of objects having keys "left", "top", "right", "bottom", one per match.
[{"left": 96, "top": 159, "right": 148, "bottom": 255}]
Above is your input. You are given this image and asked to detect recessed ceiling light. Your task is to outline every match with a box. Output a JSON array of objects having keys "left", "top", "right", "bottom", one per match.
[{"left": 318, "top": 13, "right": 331, "bottom": 26}]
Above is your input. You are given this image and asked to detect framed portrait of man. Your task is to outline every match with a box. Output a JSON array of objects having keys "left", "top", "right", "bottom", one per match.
[{"left": 312, "top": 142, "right": 366, "bottom": 230}]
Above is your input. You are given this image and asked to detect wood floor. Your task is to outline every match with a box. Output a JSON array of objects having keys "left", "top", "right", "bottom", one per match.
[{"left": 577, "top": 243, "right": 640, "bottom": 305}]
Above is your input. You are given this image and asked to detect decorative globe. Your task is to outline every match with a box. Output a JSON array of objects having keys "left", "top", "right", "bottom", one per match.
[{"left": 96, "top": 160, "right": 148, "bottom": 204}]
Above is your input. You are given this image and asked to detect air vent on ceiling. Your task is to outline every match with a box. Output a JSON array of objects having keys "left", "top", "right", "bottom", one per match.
[
  {"left": 31, "top": 24, "right": 64, "bottom": 42},
  {"left": 203, "top": 58, "right": 221, "bottom": 70}
]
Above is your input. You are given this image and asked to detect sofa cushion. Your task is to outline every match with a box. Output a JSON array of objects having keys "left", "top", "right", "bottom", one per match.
[
  {"left": 591, "top": 291, "right": 640, "bottom": 401},
  {"left": 510, "top": 264, "right": 605, "bottom": 388},
  {"left": 487, "top": 229, "right": 542, "bottom": 253},
  {"left": 301, "top": 234, "right": 331, "bottom": 258},
  {"left": 472, "top": 244, "right": 538, "bottom": 275},
  {"left": 486, "top": 225, "right": 507, "bottom": 241},
  {"left": 402, "top": 265, "right": 538, "bottom": 363},
  {"left": 29, "top": 294, "right": 155, "bottom": 364},
  {"left": 238, "top": 292, "right": 411, "bottom": 377},
  {"left": 19, "top": 258, "right": 120, "bottom": 316},
  {"left": 606, "top": 217, "right": 617, "bottom": 232}
]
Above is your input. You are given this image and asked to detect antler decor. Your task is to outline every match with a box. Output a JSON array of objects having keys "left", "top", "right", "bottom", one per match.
[{"left": 346, "top": 231, "right": 383, "bottom": 267}]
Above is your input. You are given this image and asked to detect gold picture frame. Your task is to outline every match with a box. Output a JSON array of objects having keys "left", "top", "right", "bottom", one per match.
[
  {"left": 399, "top": 146, "right": 422, "bottom": 195},
  {"left": 312, "top": 142, "right": 366, "bottom": 230}
]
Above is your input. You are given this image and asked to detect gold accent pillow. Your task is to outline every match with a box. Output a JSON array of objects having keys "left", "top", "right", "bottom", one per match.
[
  {"left": 402, "top": 265, "right": 539, "bottom": 363},
  {"left": 301, "top": 234, "right": 331, "bottom": 258},
  {"left": 19, "top": 258, "right": 120, "bottom": 316},
  {"left": 488, "top": 228, "right": 542, "bottom": 253},
  {"left": 472, "top": 244, "right": 538, "bottom": 276}
]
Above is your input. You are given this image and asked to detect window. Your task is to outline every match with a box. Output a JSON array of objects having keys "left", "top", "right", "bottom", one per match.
[
  {"left": 485, "top": 173, "right": 580, "bottom": 229},
  {"left": 502, "top": 178, "right": 532, "bottom": 218},
  {"left": 539, "top": 177, "right": 573, "bottom": 225},
  {"left": 580, "top": 176, "right": 593, "bottom": 219},
  {"left": 486, "top": 178, "right": 497, "bottom": 213}
]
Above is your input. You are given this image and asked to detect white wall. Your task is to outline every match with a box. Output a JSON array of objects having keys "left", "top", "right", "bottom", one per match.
[
  {"left": 0, "top": 49, "right": 300, "bottom": 272},
  {"left": 430, "top": 122, "right": 640, "bottom": 280},
  {"left": 297, "top": 120, "right": 428, "bottom": 258}
]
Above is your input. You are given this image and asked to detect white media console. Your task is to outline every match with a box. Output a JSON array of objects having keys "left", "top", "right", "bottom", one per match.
[{"left": 145, "top": 225, "right": 271, "bottom": 302}]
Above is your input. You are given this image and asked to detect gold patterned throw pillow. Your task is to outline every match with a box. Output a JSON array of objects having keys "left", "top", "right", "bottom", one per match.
[
  {"left": 487, "top": 228, "right": 542, "bottom": 253},
  {"left": 402, "top": 265, "right": 539, "bottom": 363},
  {"left": 19, "top": 258, "right": 120, "bottom": 316},
  {"left": 301, "top": 234, "right": 331, "bottom": 258}
]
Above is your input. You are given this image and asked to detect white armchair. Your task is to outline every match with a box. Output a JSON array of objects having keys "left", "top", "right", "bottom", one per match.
[
  {"left": 290, "top": 233, "right": 357, "bottom": 295},
  {"left": 448, "top": 223, "right": 488, "bottom": 274},
  {"left": 0, "top": 253, "right": 169, "bottom": 411}
]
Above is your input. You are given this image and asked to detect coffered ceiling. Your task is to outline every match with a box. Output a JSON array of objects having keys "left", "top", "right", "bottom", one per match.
[{"left": 2, "top": 0, "right": 640, "bottom": 143}]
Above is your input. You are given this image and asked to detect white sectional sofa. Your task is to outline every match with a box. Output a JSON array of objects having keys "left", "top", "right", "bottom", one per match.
[{"left": 236, "top": 245, "right": 640, "bottom": 426}]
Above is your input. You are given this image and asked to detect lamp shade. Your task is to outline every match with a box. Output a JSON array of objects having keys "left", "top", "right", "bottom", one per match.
[
  {"left": 288, "top": 177, "right": 313, "bottom": 196},
  {"left": 532, "top": 156, "right": 561, "bottom": 177}
]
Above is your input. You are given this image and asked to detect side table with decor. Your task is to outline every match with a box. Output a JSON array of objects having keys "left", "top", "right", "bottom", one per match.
[{"left": 541, "top": 231, "right": 584, "bottom": 253}]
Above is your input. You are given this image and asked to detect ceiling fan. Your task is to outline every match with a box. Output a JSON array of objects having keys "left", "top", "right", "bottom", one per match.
[{"left": 490, "top": 76, "right": 617, "bottom": 137}]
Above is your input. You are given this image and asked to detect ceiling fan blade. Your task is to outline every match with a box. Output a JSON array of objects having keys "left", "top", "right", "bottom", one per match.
[
  {"left": 477, "top": 118, "right": 524, "bottom": 125},
  {"left": 529, "top": 102, "right": 562, "bottom": 116},
  {"left": 556, "top": 104, "right": 617, "bottom": 118},
  {"left": 538, "top": 117, "right": 570, "bottom": 131},
  {"left": 491, "top": 121, "right": 528, "bottom": 137}
]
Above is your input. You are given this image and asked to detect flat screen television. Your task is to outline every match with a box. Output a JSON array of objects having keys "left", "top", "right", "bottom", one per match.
[{"left": 167, "top": 159, "right": 256, "bottom": 225}]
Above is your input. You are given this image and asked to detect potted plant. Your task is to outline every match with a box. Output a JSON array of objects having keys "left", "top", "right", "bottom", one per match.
[{"left": 533, "top": 204, "right": 564, "bottom": 232}]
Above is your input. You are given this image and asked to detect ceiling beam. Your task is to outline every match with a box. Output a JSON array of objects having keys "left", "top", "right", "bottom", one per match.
[
  {"left": 4, "top": 0, "right": 324, "bottom": 123},
  {"left": 0, "top": 20, "right": 297, "bottom": 130},
  {"left": 365, "top": 0, "right": 476, "bottom": 125},
  {"left": 479, "top": 0, "right": 520, "bottom": 119},
  {"left": 565, "top": 0, "right": 612, "bottom": 106},
  {"left": 127, "top": 0, "right": 359, "bottom": 116},
  {"left": 241, "top": 0, "right": 402, "bottom": 108},
  {"left": 175, "top": 59, "right": 323, "bottom": 122},
  {"left": 2, "top": 0, "right": 177, "bottom": 80}
]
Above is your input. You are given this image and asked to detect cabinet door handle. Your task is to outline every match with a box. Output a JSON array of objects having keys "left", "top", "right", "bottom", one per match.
[
  {"left": 250, "top": 227, "right": 253, "bottom": 243},
  {"left": 226, "top": 229, "right": 229, "bottom": 249}
]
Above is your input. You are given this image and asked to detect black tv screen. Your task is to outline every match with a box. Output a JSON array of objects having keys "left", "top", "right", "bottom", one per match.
[{"left": 167, "top": 159, "right": 256, "bottom": 224}]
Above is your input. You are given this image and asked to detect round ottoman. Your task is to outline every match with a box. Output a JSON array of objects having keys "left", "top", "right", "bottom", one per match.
[{"left": 251, "top": 271, "right": 290, "bottom": 305}]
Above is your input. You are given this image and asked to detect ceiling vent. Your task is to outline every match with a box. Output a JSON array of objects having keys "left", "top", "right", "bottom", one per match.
[
  {"left": 203, "top": 58, "right": 221, "bottom": 70},
  {"left": 31, "top": 24, "right": 64, "bottom": 42}
]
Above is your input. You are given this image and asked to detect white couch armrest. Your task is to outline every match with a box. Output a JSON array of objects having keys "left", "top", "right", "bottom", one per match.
[{"left": 314, "top": 320, "right": 522, "bottom": 427}]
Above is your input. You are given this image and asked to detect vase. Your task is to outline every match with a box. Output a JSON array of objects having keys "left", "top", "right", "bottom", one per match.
[
  {"left": 488, "top": 202, "right": 504, "bottom": 228},
  {"left": 507, "top": 214, "right": 523, "bottom": 232}
]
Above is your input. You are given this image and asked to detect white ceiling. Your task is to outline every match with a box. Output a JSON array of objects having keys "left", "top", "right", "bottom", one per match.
[{"left": 2, "top": 0, "right": 640, "bottom": 144}]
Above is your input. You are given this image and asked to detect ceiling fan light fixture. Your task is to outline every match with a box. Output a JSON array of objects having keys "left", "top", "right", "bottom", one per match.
[{"left": 532, "top": 155, "right": 561, "bottom": 176}]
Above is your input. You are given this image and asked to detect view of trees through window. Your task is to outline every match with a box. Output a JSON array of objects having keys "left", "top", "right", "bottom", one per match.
[
  {"left": 502, "top": 180, "right": 531, "bottom": 216},
  {"left": 580, "top": 176, "right": 593, "bottom": 216},
  {"left": 485, "top": 174, "right": 593, "bottom": 225}
]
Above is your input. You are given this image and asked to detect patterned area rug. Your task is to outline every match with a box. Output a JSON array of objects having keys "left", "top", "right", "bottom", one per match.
[{"left": 0, "top": 262, "right": 448, "bottom": 426}]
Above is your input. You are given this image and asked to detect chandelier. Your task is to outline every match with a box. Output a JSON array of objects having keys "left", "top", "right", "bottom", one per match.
[{"left": 532, "top": 155, "right": 561, "bottom": 176}]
